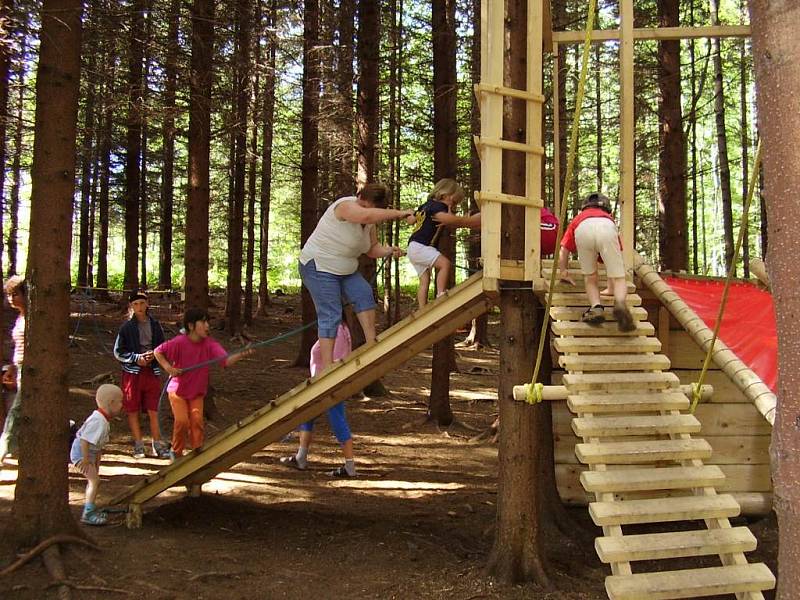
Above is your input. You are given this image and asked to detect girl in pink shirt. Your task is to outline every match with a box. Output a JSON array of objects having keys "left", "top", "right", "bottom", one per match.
[{"left": 154, "top": 308, "right": 252, "bottom": 458}]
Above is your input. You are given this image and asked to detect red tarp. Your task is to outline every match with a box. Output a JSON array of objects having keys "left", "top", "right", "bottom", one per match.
[{"left": 663, "top": 276, "right": 777, "bottom": 392}]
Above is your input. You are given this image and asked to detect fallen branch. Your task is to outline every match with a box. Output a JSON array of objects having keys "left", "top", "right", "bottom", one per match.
[
  {"left": 0, "top": 535, "right": 99, "bottom": 578},
  {"left": 47, "top": 580, "right": 132, "bottom": 595},
  {"left": 188, "top": 570, "right": 252, "bottom": 582}
]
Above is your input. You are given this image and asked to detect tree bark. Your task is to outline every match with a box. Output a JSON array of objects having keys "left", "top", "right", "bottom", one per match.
[
  {"left": 657, "top": 0, "right": 687, "bottom": 272},
  {"left": 0, "top": 0, "right": 9, "bottom": 281},
  {"left": 9, "top": 0, "right": 84, "bottom": 545},
  {"left": 428, "top": 0, "right": 458, "bottom": 427},
  {"left": 245, "top": 1, "right": 260, "bottom": 327},
  {"left": 711, "top": 0, "right": 735, "bottom": 275},
  {"left": 486, "top": 0, "right": 549, "bottom": 585},
  {"left": 226, "top": 0, "right": 251, "bottom": 335},
  {"left": 124, "top": 0, "right": 145, "bottom": 291},
  {"left": 96, "top": 64, "right": 113, "bottom": 294},
  {"left": 7, "top": 53, "right": 23, "bottom": 277},
  {"left": 749, "top": 2, "right": 800, "bottom": 597},
  {"left": 257, "top": 0, "right": 277, "bottom": 316},
  {"left": 355, "top": 0, "right": 379, "bottom": 186},
  {"left": 335, "top": 0, "right": 355, "bottom": 198},
  {"left": 159, "top": 0, "right": 180, "bottom": 290},
  {"left": 76, "top": 9, "right": 97, "bottom": 288},
  {"left": 185, "top": 0, "right": 215, "bottom": 311},
  {"left": 139, "top": 3, "right": 152, "bottom": 290},
  {"left": 296, "top": 0, "right": 321, "bottom": 366}
]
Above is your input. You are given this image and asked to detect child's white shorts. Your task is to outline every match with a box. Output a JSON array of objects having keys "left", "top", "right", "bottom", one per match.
[
  {"left": 574, "top": 218, "right": 625, "bottom": 279},
  {"left": 407, "top": 241, "right": 442, "bottom": 275}
]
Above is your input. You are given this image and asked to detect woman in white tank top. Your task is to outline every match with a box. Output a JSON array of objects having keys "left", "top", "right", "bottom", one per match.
[{"left": 299, "top": 183, "right": 414, "bottom": 374}]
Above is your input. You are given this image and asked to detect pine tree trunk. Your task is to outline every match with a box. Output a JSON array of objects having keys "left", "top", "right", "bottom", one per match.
[
  {"left": 296, "top": 0, "right": 321, "bottom": 366},
  {"left": 244, "top": 6, "right": 259, "bottom": 327},
  {"left": 428, "top": 0, "right": 458, "bottom": 428},
  {"left": 749, "top": 3, "right": 800, "bottom": 596},
  {"left": 335, "top": 0, "right": 355, "bottom": 198},
  {"left": 356, "top": 0, "right": 379, "bottom": 186},
  {"left": 386, "top": 0, "right": 399, "bottom": 328},
  {"left": 9, "top": 0, "right": 84, "bottom": 546},
  {"left": 657, "top": 0, "right": 687, "bottom": 272},
  {"left": 227, "top": 0, "right": 251, "bottom": 336},
  {"left": 185, "top": 0, "right": 215, "bottom": 311},
  {"left": 486, "top": 0, "right": 549, "bottom": 584},
  {"left": 124, "top": 0, "right": 145, "bottom": 291},
  {"left": 257, "top": 0, "right": 277, "bottom": 316},
  {"left": 159, "top": 0, "right": 179, "bottom": 290},
  {"left": 96, "top": 75, "right": 113, "bottom": 293},
  {"left": 7, "top": 55, "right": 23, "bottom": 277},
  {"left": 0, "top": 0, "right": 9, "bottom": 281},
  {"left": 711, "top": 0, "right": 735, "bottom": 274},
  {"left": 739, "top": 14, "right": 750, "bottom": 276},
  {"left": 77, "top": 11, "right": 97, "bottom": 288},
  {"left": 140, "top": 4, "right": 152, "bottom": 290}
]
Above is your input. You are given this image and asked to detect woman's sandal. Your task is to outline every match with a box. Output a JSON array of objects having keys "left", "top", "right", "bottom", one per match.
[
  {"left": 581, "top": 305, "right": 605, "bottom": 325},
  {"left": 279, "top": 455, "right": 307, "bottom": 471}
]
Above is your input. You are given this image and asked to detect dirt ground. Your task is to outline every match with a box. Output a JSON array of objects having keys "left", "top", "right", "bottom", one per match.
[{"left": 0, "top": 292, "right": 778, "bottom": 599}]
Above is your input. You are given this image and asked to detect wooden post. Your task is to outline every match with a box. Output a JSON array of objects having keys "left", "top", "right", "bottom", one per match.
[
  {"left": 126, "top": 503, "right": 142, "bottom": 529},
  {"left": 619, "top": 0, "right": 634, "bottom": 273},
  {"left": 523, "top": 0, "right": 543, "bottom": 282},
  {"left": 552, "top": 41, "right": 561, "bottom": 218}
]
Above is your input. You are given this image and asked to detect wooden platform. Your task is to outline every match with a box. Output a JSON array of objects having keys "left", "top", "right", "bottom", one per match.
[
  {"left": 112, "top": 272, "right": 493, "bottom": 525},
  {"left": 539, "top": 270, "right": 775, "bottom": 599}
]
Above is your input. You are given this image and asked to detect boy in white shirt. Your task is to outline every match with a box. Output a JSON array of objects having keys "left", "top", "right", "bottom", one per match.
[{"left": 70, "top": 384, "right": 123, "bottom": 525}]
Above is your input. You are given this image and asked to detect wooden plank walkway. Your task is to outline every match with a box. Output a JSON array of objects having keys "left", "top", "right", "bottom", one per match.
[{"left": 542, "top": 261, "right": 774, "bottom": 600}]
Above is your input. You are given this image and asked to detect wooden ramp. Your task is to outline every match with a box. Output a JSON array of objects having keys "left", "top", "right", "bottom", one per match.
[
  {"left": 542, "top": 263, "right": 775, "bottom": 600},
  {"left": 113, "top": 272, "right": 492, "bottom": 521}
]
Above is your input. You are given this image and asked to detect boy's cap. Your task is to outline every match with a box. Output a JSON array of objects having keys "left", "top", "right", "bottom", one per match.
[
  {"left": 129, "top": 292, "right": 148, "bottom": 303},
  {"left": 581, "top": 192, "right": 612, "bottom": 212}
]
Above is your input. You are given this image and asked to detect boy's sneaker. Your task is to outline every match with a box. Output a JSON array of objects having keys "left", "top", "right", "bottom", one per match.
[
  {"left": 132, "top": 441, "right": 146, "bottom": 459},
  {"left": 152, "top": 440, "right": 171, "bottom": 459},
  {"left": 613, "top": 303, "right": 636, "bottom": 332},
  {"left": 581, "top": 305, "right": 605, "bottom": 325},
  {"left": 81, "top": 508, "right": 108, "bottom": 526},
  {"left": 279, "top": 455, "right": 307, "bottom": 471},
  {"left": 329, "top": 465, "right": 355, "bottom": 478}
]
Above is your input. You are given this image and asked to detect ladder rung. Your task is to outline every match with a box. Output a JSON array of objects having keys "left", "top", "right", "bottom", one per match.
[
  {"left": 548, "top": 293, "right": 642, "bottom": 307},
  {"left": 563, "top": 371, "right": 679, "bottom": 392},
  {"left": 572, "top": 414, "right": 700, "bottom": 437},
  {"left": 560, "top": 354, "right": 671, "bottom": 372},
  {"left": 589, "top": 494, "right": 741, "bottom": 526},
  {"left": 575, "top": 438, "right": 712, "bottom": 464},
  {"left": 605, "top": 563, "right": 775, "bottom": 600},
  {"left": 473, "top": 135, "right": 544, "bottom": 156},
  {"left": 555, "top": 337, "right": 661, "bottom": 354},
  {"left": 596, "top": 526, "right": 757, "bottom": 563},
  {"left": 474, "top": 83, "right": 545, "bottom": 103},
  {"left": 550, "top": 306, "right": 648, "bottom": 322},
  {"left": 568, "top": 391, "right": 689, "bottom": 413},
  {"left": 553, "top": 321, "right": 655, "bottom": 337},
  {"left": 581, "top": 465, "right": 725, "bottom": 493}
]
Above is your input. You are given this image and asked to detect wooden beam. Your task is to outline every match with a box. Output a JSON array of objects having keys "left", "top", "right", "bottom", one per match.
[
  {"left": 474, "top": 83, "right": 545, "bottom": 103},
  {"left": 473, "top": 135, "right": 545, "bottom": 156},
  {"left": 552, "top": 25, "right": 751, "bottom": 44},
  {"left": 525, "top": 0, "right": 544, "bottom": 281},
  {"left": 619, "top": 0, "right": 634, "bottom": 272},
  {"left": 475, "top": 190, "right": 543, "bottom": 208}
]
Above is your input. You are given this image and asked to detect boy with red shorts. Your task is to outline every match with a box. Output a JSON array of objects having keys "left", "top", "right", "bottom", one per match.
[{"left": 113, "top": 292, "right": 170, "bottom": 458}]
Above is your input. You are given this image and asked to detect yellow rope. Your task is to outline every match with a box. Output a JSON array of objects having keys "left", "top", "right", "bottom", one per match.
[
  {"left": 690, "top": 139, "right": 763, "bottom": 414},
  {"left": 527, "top": 0, "right": 597, "bottom": 402}
]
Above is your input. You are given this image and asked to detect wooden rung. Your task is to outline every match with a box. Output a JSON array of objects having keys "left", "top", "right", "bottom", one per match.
[
  {"left": 568, "top": 391, "right": 689, "bottom": 413},
  {"left": 596, "top": 527, "right": 757, "bottom": 563},
  {"left": 552, "top": 321, "right": 655, "bottom": 337},
  {"left": 473, "top": 135, "right": 545, "bottom": 156},
  {"left": 605, "top": 563, "right": 775, "bottom": 600},
  {"left": 562, "top": 371, "right": 679, "bottom": 392},
  {"left": 474, "top": 83, "right": 545, "bottom": 103},
  {"left": 576, "top": 438, "right": 712, "bottom": 464},
  {"left": 543, "top": 279, "right": 637, "bottom": 294},
  {"left": 474, "top": 190, "right": 543, "bottom": 208},
  {"left": 560, "top": 354, "right": 671, "bottom": 372},
  {"left": 550, "top": 306, "right": 648, "bottom": 322},
  {"left": 581, "top": 465, "right": 725, "bottom": 493},
  {"left": 555, "top": 337, "right": 661, "bottom": 354},
  {"left": 589, "top": 494, "right": 741, "bottom": 526},
  {"left": 548, "top": 293, "right": 642, "bottom": 307},
  {"left": 572, "top": 414, "right": 700, "bottom": 437},
  {"left": 543, "top": 258, "right": 603, "bottom": 271}
]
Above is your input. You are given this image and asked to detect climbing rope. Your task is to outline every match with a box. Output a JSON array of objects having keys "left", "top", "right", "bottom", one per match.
[
  {"left": 525, "top": 0, "right": 597, "bottom": 404},
  {"left": 690, "top": 139, "right": 763, "bottom": 414}
]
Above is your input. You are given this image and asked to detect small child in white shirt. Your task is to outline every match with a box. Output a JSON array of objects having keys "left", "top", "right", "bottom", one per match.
[{"left": 70, "top": 384, "right": 123, "bottom": 525}]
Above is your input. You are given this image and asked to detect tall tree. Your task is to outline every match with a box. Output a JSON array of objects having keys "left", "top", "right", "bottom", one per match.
[
  {"left": 749, "top": 2, "right": 800, "bottom": 597},
  {"left": 0, "top": 0, "right": 10, "bottom": 281},
  {"left": 10, "top": 0, "right": 83, "bottom": 545},
  {"left": 739, "top": 6, "right": 750, "bottom": 275},
  {"left": 124, "top": 0, "right": 145, "bottom": 291},
  {"left": 334, "top": 0, "right": 355, "bottom": 198},
  {"left": 355, "top": 0, "right": 379, "bottom": 185},
  {"left": 226, "top": 0, "right": 252, "bottom": 335},
  {"left": 257, "top": 0, "right": 278, "bottom": 316},
  {"left": 7, "top": 53, "right": 23, "bottom": 277},
  {"left": 486, "top": 0, "right": 549, "bottom": 584},
  {"left": 657, "top": 0, "right": 687, "bottom": 271},
  {"left": 244, "top": 0, "right": 260, "bottom": 326},
  {"left": 185, "top": 0, "right": 215, "bottom": 311},
  {"left": 711, "top": 0, "right": 735, "bottom": 274},
  {"left": 427, "top": 0, "right": 458, "bottom": 427},
  {"left": 139, "top": 2, "right": 153, "bottom": 289},
  {"left": 159, "top": 0, "right": 180, "bottom": 290},
  {"left": 297, "top": 0, "right": 321, "bottom": 365}
]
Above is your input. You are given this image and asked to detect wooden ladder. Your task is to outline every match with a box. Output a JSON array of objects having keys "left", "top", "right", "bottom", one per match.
[{"left": 542, "top": 264, "right": 775, "bottom": 600}]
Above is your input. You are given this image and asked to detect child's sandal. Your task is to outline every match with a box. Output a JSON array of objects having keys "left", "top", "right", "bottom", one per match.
[
  {"left": 581, "top": 305, "right": 605, "bottom": 325},
  {"left": 81, "top": 509, "right": 108, "bottom": 526}
]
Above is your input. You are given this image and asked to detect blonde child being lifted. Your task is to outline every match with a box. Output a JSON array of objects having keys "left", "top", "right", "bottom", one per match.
[{"left": 405, "top": 178, "right": 465, "bottom": 308}]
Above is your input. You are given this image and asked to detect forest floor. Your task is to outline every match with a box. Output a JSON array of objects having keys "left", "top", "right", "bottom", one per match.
[{"left": 0, "top": 291, "right": 778, "bottom": 599}]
